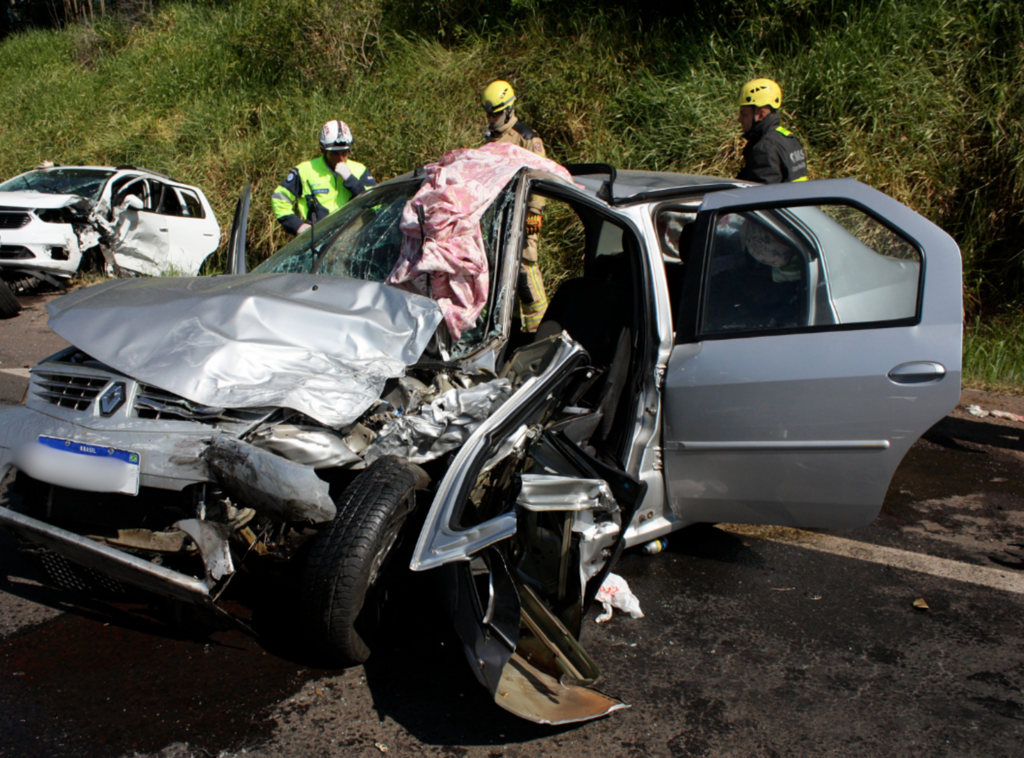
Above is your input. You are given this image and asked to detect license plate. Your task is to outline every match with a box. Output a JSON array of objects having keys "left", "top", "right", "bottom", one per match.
[{"left": 38, "top": 436, "right": 141, "bottom": 495}]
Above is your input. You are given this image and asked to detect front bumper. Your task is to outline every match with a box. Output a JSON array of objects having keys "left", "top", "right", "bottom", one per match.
[
  {"left": 0, "top": 505, "right": 213, "bottom": 603},
  {"left": 0, "top": 405, "right": 214, "bottom": 492},
  {"left": 0, "top": 221, "right": 83, "bottom": 277}
]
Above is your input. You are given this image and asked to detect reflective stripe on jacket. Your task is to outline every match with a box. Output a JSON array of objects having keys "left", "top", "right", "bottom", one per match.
[{"left": 272, "top": 156, "right": 375, "bottom": 235}]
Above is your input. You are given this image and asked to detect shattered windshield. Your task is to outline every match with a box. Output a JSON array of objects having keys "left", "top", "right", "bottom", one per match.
[
  {"left": 255, "top": 179, "right": 423, "bottom": 282},
  {"left": 0, "top": 168, "right": 114, "bottom": 199}
]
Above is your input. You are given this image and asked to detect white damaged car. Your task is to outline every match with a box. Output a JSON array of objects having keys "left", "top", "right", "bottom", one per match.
[
  {"left": 0, "top": 147, "right": 962, "bottom": 725},
  {"left": 0, "top": 164, "right": 220, "bottom": 294}
]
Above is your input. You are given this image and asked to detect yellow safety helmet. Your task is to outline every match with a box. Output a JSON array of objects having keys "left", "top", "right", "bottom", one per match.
[
  {"left": 738, "top": 78, "right": 782, "bottom": 109},
  {"left": 482, "top": 80, "right": 516, "bottom": 114}
]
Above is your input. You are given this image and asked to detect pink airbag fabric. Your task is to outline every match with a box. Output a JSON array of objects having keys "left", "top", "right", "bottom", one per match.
[{"left": 387, "top": 142, "right": 576, "bottom": 339}]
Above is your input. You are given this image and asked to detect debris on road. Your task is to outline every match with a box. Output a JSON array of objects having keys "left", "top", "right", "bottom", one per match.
[
  {"left": 966, "top": 404, "right": 1024, "bottom": 423},
  {"left": 913, "top": 597, "right": 930, "bottom": 611},
  {"left": 595, "top": 573, "right": 644, "bottom": 622}
]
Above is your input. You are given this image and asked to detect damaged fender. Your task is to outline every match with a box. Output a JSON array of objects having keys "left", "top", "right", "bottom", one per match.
[{"left": 204, "top": 436, "right": 335, "bottom": 523}]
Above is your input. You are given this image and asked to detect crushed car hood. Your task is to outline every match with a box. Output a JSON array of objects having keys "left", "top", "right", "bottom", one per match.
[
  {"left": 47, "top": 273, "right": 444, "bottom": 428},
  {"left": 0, "top": 191, "right": 88, "bottom": 209}
]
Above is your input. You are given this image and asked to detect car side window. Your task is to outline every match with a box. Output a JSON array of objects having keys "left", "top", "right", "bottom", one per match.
[
  {"left": 177, "top": 189, "right": 206, "bottom": 219},
  {"left": 700, "top": 205, "right": 921, "bottom": 337},
  {"left": 151, "top": 180, "right": 183, "bottom": 216}
]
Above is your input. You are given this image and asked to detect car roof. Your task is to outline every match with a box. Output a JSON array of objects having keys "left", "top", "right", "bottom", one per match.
[
  {"left": 31, "top": 165, "right": 187, "bottom": 185},
  {"left": 568, "top": 167, "right": 749, "bottom": 206}
]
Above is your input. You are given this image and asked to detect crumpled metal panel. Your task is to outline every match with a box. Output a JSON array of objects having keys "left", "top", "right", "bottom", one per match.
[
  {"left": 516, "top": 475, "right": 616, "bottom": 512},
  {"left": 204, "top": 436, "right": 336, "bottom": 523},
  {"left": 363, "top": 378, "right": 512, "bottom": 465},
  {"left": 47, "top": 273, "right": 444, "bottom": 428},
  {"left": 250, "top": 425, "right": 363, "bottom": 468},
  {"left": 176, "top": 519, "right": 235, "bottom": 581}
]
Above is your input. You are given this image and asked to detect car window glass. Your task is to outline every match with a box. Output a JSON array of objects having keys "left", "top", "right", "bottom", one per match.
[
  {"left": 255, "top": 181, "right": 422, "bottom": 279},
  {"left": 806, "top": 205, "right": 921, "bottom": 323},
  {"left": 594, "top": 220, "right": 622, "bottom": 258},
  {"left": 150, "top": 180, "right": 179, "bottom": 216},
  {"left": 177, "top": 189, "right": 205, "bottom": 219},
  {"left": 0, "top": 168, "right": 113, "bottom": 199},
  {"left": 700, "top": 205, "right": 921, "bottom": 337}
]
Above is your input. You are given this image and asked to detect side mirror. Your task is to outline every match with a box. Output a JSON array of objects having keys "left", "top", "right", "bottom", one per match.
[{"left": 123, "top": 194, "right": 144, "bottom": 210}]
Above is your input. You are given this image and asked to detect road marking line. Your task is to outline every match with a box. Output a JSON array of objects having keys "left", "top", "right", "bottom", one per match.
[
  {"left": 720, "top": 523, "right": 1024, "bottom": 595},
  {"left": 0, "top": 368, "right": 30, "bottom": 378}
]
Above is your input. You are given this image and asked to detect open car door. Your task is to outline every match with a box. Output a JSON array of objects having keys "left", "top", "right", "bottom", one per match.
[
  {"left": 410, "top": 335, "right": 646, "bottom": 724},
  {"left": 663, "top": 178, "right": 962, "bottom": 529}
]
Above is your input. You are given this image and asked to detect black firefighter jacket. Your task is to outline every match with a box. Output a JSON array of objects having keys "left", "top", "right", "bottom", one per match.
[{"left": 738, "top": 111, "right": 808, "bottom": 184}]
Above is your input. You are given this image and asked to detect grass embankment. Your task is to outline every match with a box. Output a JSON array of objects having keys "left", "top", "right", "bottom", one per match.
[{"left": 0, "top": 0, "right": 1021, "bottom": 390}]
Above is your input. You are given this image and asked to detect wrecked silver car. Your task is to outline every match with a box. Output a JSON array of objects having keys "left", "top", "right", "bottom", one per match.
[
  {"left": 0, "top": 165, "right": 220, "bottom": 293},
  {"left": 0, "top": 147, "right": 963, "bottom": 725}
]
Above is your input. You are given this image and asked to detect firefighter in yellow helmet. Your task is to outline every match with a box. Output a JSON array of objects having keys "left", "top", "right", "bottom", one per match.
[
  {"left": 481, "top": 80, "right": 549, "bottom": 332},
  {"left": 736, "top": 78, "right": 807, "bottom": 184}
]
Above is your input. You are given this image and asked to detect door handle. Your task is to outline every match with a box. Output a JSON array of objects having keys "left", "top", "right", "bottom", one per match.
[
  {"left": 158, "top": 228, "right": 169, "bottom": 232},
  {"left": 888, "top": 362, "right": 946, "bottom": 384}
]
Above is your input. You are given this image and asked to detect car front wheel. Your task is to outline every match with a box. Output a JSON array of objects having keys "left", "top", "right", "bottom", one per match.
[
  {"left": 299, "top": 456, "right": 428, "bottom": 665},
  {"left": 0, "top": 278, "right": 21, "bottom": 319}
]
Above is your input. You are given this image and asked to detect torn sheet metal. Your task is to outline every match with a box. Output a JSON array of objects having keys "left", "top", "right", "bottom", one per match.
[
  {"left": 204, "top": 436, "right": 336, "bottom": 523},
  {"left": 446, "top": 551, "right": 628, "bottom": 725},
  {"left": 250, "top": 425, "right": 364, "bottom": 468},
  {"left": 387, "top": 143, "right": 578, "bottom": 339},
  {"left": 494, "top": 653, "right": 628, "bottom": 724},
  {"left": 46, "top": 273, "right": 444, "bottom": 428},
  {"left": 93, "top": 528, "right": 188, "bottom": 553},
  {"left": 363, "top": 377, "right": 512, "bottom": 465},
  {"left": 175, "top": 519, "right": 235, "bottom": 581},
  {"left": 516, "top": 475, "right": 617, "bottom": 512}
]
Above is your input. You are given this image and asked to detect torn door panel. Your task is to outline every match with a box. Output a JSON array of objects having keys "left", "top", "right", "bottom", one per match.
[{"left": 410, "top": 333, "right": 646, "bottom": 724}]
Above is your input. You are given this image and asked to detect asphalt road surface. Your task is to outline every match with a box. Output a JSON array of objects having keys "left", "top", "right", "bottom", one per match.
[{"left": 1, "top": 292, "right": 1022, "bottom": 758}]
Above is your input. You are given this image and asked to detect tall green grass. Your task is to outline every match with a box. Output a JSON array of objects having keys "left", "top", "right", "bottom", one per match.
[
  {"left": 0, "top": 0, "right": 1022, "bottom": 324},
  {"left": 963, "top": 316, "right": 1024, "bottom": 393}
]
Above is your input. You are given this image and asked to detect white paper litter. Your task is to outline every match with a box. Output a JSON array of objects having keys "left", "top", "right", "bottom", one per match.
[{"left": 595, "top": 572, "right": 644, "bottom": 623}]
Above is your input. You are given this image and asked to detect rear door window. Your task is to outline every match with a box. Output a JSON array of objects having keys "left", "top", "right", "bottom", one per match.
[{"left": 700, "top": 204, "right": 921, "bottom": 337}]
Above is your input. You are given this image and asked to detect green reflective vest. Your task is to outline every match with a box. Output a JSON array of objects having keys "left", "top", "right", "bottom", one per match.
[{"left": 272, "top": 156, "right": 370, "bottom": 223}]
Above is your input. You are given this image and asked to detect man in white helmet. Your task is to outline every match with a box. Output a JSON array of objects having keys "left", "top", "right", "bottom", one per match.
[
  {"left": 272, "top": 120, "right": 377, "bottom": 236},
  {"left": 481, "top": 80, "right": 549, "bottom": 332}
]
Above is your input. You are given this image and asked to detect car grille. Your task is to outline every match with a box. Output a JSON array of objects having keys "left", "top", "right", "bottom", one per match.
[
  {"left": 32, "top": 371, "right": 110, "bottom": 411},
  {"left": 0, "top": 245, "right": 35, "bottom": 260},
  {"left": 134, "top": 384, "right": 269, "bottom": 424},
  {"left": 0, "top": 210, "right": 31, "bottom": 229}
]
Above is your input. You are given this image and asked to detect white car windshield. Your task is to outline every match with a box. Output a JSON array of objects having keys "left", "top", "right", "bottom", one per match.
[{"left": 0, "top": 168, "right": 114, "bottom": 199}]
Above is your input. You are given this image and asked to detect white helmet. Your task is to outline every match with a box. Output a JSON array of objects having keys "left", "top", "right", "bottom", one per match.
[{"left": 319, "top": 120, "right": 353, "bottom": 151}]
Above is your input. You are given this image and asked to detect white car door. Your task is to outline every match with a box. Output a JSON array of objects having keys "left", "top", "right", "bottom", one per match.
[
  {"left": 662, "top": 178, "right": 962, "bottom": 529},
  {"left": 157, "top": 186, "right": 220, "bottom": 275},
  {"left": 108, "top": 177, "right": 171, "bottom": 276}
]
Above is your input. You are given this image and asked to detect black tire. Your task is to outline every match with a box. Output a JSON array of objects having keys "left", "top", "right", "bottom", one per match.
[
  {"left": 0, "top": 278, "right": 20, "bottom": 319},
  {"left": 300, "top": 456, "right": 427, "bottom": 665}
]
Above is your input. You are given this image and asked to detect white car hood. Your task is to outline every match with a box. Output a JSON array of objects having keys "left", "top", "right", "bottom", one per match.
[
  {"left": 47, "top": 273, "right": 444, "bottom": 428},
  {"left": 0, "top": 191, "right": 86, "bottom": 209}
]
